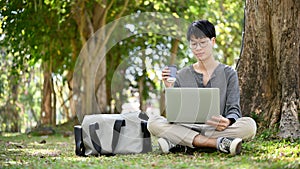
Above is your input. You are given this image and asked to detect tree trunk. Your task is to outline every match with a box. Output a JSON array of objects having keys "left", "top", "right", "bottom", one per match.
[
  {"left": 50, "top": 67, "right": 56, "bottom": 127},
  {"left": 41, "top": 62, "right": 53, "bottom": 126},
  {"left": 106, "top": 50, "right": 125, "bottom": 114},
  {"left": 160, "top": 39, "right": 179, "bottom": 116},
  {"left": 69, "top": 38, "right": 79, "bottom": 119},
  {"left": 94, "top": 27, "right": 107, "bottom": 113},
  {"left": 138, "top": 76, "right": 146, "bottom": 112},
  {"left": 72, "top": 1, "right": 107, "bottom": 121},
  {"left": 138, "top": 50, "right": 146, "bottom": 112},
  {"left": 169, "top": 39, "right": 179, "bottom": 65},
  {"left": 72, "top": 1, "right": 129, "bottom": 121},
  {"left": 8, "top": 75, "right": 20, "bottom": 132},
  {"left": 238, "top": 0, "right": 300, "bottom": 138}
]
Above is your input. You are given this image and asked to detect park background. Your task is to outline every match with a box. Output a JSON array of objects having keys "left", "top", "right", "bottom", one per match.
[{"left": 0, "top": 0, "right": 299, "bottom": 168}]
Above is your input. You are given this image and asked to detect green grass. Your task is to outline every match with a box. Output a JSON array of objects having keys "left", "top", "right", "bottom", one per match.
[{"left": 0, "top": 129, "right": 299, "bottom": 169}]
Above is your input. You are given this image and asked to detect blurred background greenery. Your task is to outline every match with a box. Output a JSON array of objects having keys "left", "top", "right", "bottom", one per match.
[{"left": 0, "top": 0, "right": 244, "bottom": 132}]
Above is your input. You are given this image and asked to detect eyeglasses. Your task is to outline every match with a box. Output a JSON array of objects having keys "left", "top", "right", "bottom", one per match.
[{"left": 189, "top": 39, "right": 210, "bottom": 50}]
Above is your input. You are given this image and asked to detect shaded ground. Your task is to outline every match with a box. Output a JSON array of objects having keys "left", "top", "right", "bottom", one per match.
[{"left": 0, "top": 122, "right": 299, "bottom": 169}]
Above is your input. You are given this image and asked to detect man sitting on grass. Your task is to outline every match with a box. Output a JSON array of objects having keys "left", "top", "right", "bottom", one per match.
[{"left": 147, "top": 20, "right": 257, "bottom": 156}]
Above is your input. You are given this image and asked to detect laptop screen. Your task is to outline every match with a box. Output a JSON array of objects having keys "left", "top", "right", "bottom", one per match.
[{"left": 165, "top": 88, "right": 220, "bottom": 124}]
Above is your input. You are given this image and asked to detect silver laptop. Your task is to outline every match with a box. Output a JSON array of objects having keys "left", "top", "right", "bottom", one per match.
[{"left": 165, "top": 88, "right": 220, "bottom": 124}]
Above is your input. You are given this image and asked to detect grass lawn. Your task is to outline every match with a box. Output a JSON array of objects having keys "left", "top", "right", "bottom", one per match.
[{"left": 0, "top": 126, "right": 299, "bottom": 169}]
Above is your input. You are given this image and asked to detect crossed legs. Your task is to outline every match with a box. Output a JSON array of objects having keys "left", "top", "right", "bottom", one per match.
[{"left": 147, "top": 114, "right": 257, "bottom": 149}]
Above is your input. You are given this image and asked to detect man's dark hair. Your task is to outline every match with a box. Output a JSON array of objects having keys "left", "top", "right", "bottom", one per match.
[{"left": 187, "top": 20, "right": 216, "bottom": 41}]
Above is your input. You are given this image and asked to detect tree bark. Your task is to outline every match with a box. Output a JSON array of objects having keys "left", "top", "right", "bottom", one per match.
[
  {"left": 238, "top": 0, "right": 300, "bottom": 138},
  {"left": 160, "top": 39, "right": 179, "bottom": 116},
  {"left": 41, "top": 62, "right": 53, "bottom": 126},
  {"left": 8, "top": 75, "right": 20, "bottom": 132},
  {"left": 68, "top": 37, "right": 79, "bottom": 119},
  {"left": 139, "top": 52, "right": 147, "bottom": 112},
  {"left": 138, "top": 76, "right": 146, "bottom": 112},
  {"left": 169, "top": 39, "right": 179, "bottom": 65}
]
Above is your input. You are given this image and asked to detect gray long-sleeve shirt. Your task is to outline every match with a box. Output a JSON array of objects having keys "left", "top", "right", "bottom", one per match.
[{"left": 174, "top": 63, "right": 242, "bottom": 121}]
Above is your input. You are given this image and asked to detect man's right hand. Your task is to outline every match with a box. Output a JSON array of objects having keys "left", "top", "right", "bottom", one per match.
[{"left": 162, "top": 67, "right": 175, "bottom": 88}]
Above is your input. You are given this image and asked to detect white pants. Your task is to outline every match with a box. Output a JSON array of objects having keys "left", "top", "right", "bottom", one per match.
[{"left": 147, "top": 115, "right": 257, "bottom": 148}]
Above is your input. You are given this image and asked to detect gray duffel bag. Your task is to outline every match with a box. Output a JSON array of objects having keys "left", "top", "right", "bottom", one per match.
[{"left": 74, "top": 112, "right": 152, "bottom": 156}]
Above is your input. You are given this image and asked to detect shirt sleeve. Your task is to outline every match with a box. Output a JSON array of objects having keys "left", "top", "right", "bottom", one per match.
[
  {"left": 224, "top": 70, "right": 242, "bottom": 121},
  {"left": 174, "top": 80, "right": 180, "bottom": 87}
]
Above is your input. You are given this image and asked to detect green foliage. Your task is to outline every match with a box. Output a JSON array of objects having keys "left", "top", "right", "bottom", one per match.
[
  {"left": 0, "top": 0, "right": 76, "bottom": 74},
  {"left": 1, "top": 0, "right": 247, "bottom": 130},
  {"left": 0, "top": 0, "right": 78, "bottom": 129},
  {"left": 0, "top": 48, "right": 42, "bottom": 131},
  {"left": 204, "top": 0, "right": 244, "bottom": 66}
]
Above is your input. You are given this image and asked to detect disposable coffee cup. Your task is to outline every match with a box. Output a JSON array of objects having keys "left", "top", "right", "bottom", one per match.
[{"left": 167, "top": 65, "right": 177, "bottom": 83}]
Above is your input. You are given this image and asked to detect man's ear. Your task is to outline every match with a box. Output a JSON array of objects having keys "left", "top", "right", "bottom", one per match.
[{"left": 211, "top": 37, "right": 216, "bottom": 46}]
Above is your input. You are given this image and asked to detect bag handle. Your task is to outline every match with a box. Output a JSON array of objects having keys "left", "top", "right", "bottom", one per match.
[
  {"left": 141, "top": 121, "right": 152, "bottom": 153},
  {"left": 74, "top": 125, "right": 85, "bottom": 156},
  {"left": 111, "top": 119, "right": 126, "bottom": 154},
  {"left": 89, "top": 122, "right": 102, "bottom": 154},
  {"left": 89, "top": 118, "right": 150, "bottom": 155}
]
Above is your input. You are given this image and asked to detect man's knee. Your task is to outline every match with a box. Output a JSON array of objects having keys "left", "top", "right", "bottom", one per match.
[
  {"left": 238, "top": 117, "right": 257, "bottom": 140},
  {"left": 147, "top": 116, "right": 156, "bottom": 133},
  {"left": 147, "top": 115, "right": 165, "bottom": 135}
]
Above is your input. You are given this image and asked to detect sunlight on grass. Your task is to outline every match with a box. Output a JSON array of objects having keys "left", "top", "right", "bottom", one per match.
[
  {"left": 1, "top": 133, "right": 22, "bottom": 137},
  {"left": 0, "top": 132, "right": 299, "bottom": 169},
  {"left": 253, "top": 140, "right": 300, "bottom": 162}
]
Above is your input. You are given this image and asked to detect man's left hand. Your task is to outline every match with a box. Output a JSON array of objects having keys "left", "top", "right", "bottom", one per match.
[{"left": 206, "top": 115, "right": 230, "bottom": 131}]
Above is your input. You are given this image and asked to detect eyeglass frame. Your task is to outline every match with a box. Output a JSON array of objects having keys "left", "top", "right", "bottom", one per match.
[{"left": 189, "top": 38, "right": 214, "bottom": 50}]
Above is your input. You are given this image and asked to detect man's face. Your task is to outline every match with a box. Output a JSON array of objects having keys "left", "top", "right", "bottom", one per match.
[{"left": 189, "top": 35, "right": 215, "bottom": 61}]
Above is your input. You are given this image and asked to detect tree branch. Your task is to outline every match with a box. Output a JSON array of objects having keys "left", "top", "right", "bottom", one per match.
[
  {"left": 95, "top": 0, "right": 129, "bottom": 56},
  {"left": 100, "top": 0, "right": 115, "bottom": 27}
]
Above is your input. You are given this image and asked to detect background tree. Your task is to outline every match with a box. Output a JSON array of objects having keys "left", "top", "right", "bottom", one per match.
[
  {"left": 238, "top": 0, "right": 299, "bottom": 138},
  {"left": 0, "top": 0, "right": 248, "bottom": 132},
  {"left": 71, "top": 0, "right": 135, "bottom": 121},
  {"left": 0, "top": 0, "right": 76, "bottom": 127}
]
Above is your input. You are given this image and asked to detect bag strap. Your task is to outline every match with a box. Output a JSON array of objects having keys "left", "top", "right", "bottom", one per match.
[
  {"left": 138, "top": 112, "right": 149, "bottom": 121},
  {"left": 141, "top": 121, "right": 152, "bottom": 153},
  {"left": 89, "top": 122, "right": 102, "bottom": 154},
  {"left": 74, "top": 125, "right": 85, "bottom": 156},
  {"left": 111, "top": 119, "right": 126, "bottom": 154}
]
